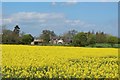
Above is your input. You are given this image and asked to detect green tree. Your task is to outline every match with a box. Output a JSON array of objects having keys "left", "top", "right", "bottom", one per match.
[
  {"left": 87, "top": 34, "right": 96, "bottom": 47},
  {"left": 62, "top": 30, "right": 77, "bottom": 44},
  {"left": 2, "top": 29, "right": 13, "bottom": 43},
  {"left": 2, "top": 25, "right": 21, "bottom": 44},
  {"left": 107, "top": 35, "right": 118, "bottom": 47},
  {"left": 21, "top": 34, "right": 34, "bottom": 44},
  {"left": 40, "top": 30, "right": 56, "bottom": 44},
  {"left": 96, "top": 32, "right": 107, "bottom": 43},
  {"left": 118, "top": 38, "right": 120, "bottom": 44},
  {"left": 73, "top": 32, "right": 87, "bottom": 47}
]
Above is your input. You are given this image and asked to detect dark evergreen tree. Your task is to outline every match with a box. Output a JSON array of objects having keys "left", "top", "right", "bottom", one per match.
[{"left": 13, "top": 25, "right": 20, "bottom": 36}]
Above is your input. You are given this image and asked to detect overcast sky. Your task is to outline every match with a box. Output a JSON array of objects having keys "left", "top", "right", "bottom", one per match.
[{"left": 2, "top": 2, "right": 118, "bottom": 37}]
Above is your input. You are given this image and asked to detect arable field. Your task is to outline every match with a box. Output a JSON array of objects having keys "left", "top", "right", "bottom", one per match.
[{"left": 1, "top": 45, "right": 119, "bottom": 78}]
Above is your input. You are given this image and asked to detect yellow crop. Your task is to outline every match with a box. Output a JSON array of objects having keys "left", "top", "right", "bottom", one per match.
[{"left": 1, "top": 45, "right": 119, "bottom": 78}]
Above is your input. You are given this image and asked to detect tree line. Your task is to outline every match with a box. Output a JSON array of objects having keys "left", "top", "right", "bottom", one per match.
[
  {"left": 1, "top": 25, "right": 120, "bottom": 47},
  {"left": 1, "top": 25, "right": 34, "bottom": 44}
]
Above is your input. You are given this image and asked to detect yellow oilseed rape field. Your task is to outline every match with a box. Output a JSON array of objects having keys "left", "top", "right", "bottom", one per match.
[{"left": 1, "top": 45, "right": 119, "bottom": 78}]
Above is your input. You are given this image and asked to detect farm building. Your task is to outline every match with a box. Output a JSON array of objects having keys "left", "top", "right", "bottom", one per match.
[
  {"left": 31, "top": 39, "right": 44, "bottom": 45},
  {"left": 31, "top": 37, "right": 64, "bottom": 45}
]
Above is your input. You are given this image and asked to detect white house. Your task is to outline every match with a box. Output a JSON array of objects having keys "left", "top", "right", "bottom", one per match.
[
  {"left": 50, "top": 38, "right": 64, "bottom": 44},
  {"left": 57, "top": 39, "right": 64, "bottom": 44}
]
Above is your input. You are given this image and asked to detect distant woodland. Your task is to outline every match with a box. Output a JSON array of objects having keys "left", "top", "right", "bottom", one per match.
[{"left": 1, "top": 25, "right": 120, "bottom": 48}]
